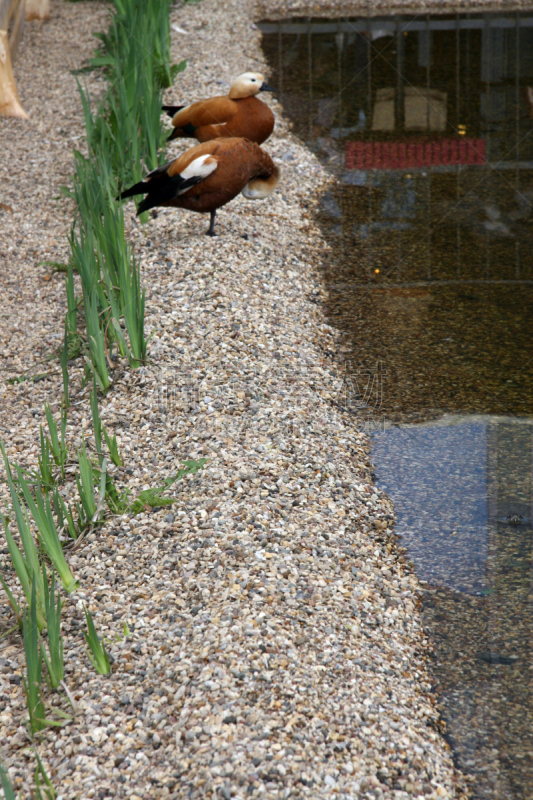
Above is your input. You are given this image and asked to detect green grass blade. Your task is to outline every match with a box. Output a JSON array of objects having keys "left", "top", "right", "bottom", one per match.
[
  {"left": 33, "top": 751, "right": 56, "bottom": 800},
  {"left": 42, "top": 569, "right": 64, "bottom": 690},
  {"left": 43, "top": 405, "right": 67, "bottom": 473},
  {"left": 52, "top": 488, "right": 78, "bottom": 541},
  {"left": 60, "top": 324, "right": 70, "bottom": 410},
  {"left": 65, "top": 264, "right": 77, "bottom": 335},
  {"left": 0, "top": 760, "right": 17, "bottom": 800},
  {"left": 90, "top": 375, "right": 103, "bottom": 461},
  {"left": 37, "top": 428, "right": 55, "bottom": 489},
  {"left": 103, "top": 427, "right": 122, "bottom": 466},
  {"left": 0, "top": 571, "right": 21, "bottom": 625},
  {"left": 76, "top": 439, "right": 97, "bottom": 522},
  {"left": 23, "top": 582, "right": 46, "bottom": 734},
  {"left": 83, "top": 606, "right": 111, "bottom": 674}
]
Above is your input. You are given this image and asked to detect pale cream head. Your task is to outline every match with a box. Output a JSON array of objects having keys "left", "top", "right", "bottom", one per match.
[{"left": 228, "top": 72, "right": 266, "bottom": 100}]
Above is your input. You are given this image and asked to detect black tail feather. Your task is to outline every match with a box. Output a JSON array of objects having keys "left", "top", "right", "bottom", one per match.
[
  {"left": 136, "top": 174, "right": 205, "bottom": 215},
  {"left": 137, "top": 194, "right": 160, "bottom": 215},
  {"left": 162, "top": 104, "right": 184, "bottom": 118},
  {"left": 118, "top": 181, "right": 149, "bottom": 201},
  {"left": 167, "top": 121, "right": 197, "bottom": 141},
  {"left": 120, "top": 165, "right": 207, "bottom": 216}
]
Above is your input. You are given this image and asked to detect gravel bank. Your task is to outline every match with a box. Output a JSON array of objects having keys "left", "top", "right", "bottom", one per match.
[
  {"left": 257, "top": 0, "right": 530, "bottom": 19},
  {"left": 1, "top": 1, "right": 466, "bottom": 798}
]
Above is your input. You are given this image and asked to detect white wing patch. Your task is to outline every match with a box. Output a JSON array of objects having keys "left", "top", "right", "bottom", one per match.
[
  {"left": 176, "top": 154, "right": 218, "bottom": 195},
  {"left": 180, "top": 154, "right": 218, "bottom": 182}
]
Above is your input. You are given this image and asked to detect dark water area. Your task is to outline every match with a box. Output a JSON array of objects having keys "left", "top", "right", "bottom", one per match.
[{"left": 260, "top": 13, "right": 533, "bottom": 799}]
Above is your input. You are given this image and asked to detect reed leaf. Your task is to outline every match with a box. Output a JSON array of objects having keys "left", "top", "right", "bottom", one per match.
[
  {"left": 0, "top": 760, "right": 17, "bottom": 800},
  {"left": 15, "top": 466, "right": 78, "bottom": 594},
  {"left": 41, "top": 568, "right": 64, "bottom": 690},
  {"left": 83, "top": 606, "right": 111, "bottom": 675},
  {"left": 22, "top": 582, "right": 46, "bottom": 734}
]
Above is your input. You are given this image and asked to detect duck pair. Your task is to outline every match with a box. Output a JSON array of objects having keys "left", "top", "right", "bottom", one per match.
[{"left": 118, "top": 73, "right": 279, "bottom": 236}]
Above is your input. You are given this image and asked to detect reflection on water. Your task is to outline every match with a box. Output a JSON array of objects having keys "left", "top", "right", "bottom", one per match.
[
  {"left": 373, "top": 416, "right": 491, "bottom": 594},
  {"left": 261, "top": 12, "right": 533, "bottom": 798},
  {"left": 373, "top": 415, "right": 533, "bottom": 795}
]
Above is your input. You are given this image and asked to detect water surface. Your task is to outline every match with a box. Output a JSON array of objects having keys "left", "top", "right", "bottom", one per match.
[{"left": 261, "top": 13, "right": 533, "bottom": 798}]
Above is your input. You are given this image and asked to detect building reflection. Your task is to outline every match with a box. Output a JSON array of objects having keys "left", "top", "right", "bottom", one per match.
[
  {"left": 260, "top": 13, "right": 533, "bottom": 420},
  {"left": 260, "top": 13, "right": 533, "bottom": 279}
]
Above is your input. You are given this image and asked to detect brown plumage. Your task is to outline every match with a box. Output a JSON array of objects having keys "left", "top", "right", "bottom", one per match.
[
  {"left": 163, "top": 72, "right": 275, "bottom": 145},
  {"left": 118, "top": 138, "right": 280, "bottom": 236}
]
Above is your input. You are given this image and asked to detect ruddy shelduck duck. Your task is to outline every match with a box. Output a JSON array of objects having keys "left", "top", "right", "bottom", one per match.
[
  {"left": 162, "top": 72, "right": 275, "bottom": 145},
  {"left": 118, "top": 137, "right": 280, "bottom": 236}
]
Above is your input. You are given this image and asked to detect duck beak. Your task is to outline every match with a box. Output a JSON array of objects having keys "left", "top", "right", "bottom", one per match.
[{"left": 260, "top": 82, "right": 276, "bottom": 92}]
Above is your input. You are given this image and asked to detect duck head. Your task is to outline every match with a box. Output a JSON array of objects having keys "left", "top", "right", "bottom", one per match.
[{"left": 229, "top": 72, "right": 275, "bottom": 99}]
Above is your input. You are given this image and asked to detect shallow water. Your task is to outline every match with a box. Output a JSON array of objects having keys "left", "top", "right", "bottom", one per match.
[{"left": 260, "top": 12, "right": 533, "bottom": 798}]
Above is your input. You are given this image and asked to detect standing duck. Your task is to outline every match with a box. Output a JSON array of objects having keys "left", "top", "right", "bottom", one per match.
[
  {"left": 118, "top": 137, "right": 280, "bottom": 236},
  {"left": 162, "top": 72, "right": 275, "bottom": 145}
]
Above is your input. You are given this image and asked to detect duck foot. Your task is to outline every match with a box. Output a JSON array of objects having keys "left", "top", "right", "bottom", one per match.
[{"left": 206, "top": 210, "right": 217, "bottom": 236}]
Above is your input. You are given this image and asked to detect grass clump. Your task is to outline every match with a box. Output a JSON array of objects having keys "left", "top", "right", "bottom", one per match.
[
  {"left": 65, "top": 0, "right": 184, "bottom": 384},
  {"left": 76, "top": 440, "right": 107, "bottom": 528},
  {"left": 17, "top": 404, "right": 68, "bottom": 489},
  {"left": 43, "top": 405, "right": 68, "bottom": 479},
  {"left": 128, "top": 459, "right": 207, "bottom": 514},
  {"left": 15, "top": 467, "right": 78, "bottom": 594},
  {"left": 22, "top": 584, "right": 68, "bottom": 737},
  {"left": 1, "top": 446, "right": 47, "bottom": 630}
]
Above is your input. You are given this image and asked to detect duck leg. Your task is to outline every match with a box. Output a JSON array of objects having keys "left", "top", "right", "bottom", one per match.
[{"left": 206, "top": 210, "right": 217, "bottom": 237}]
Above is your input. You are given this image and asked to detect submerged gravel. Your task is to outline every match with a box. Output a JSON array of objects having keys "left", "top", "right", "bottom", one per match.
[{"left": 0, "top": 1, "right": 468, "bottom": 798}]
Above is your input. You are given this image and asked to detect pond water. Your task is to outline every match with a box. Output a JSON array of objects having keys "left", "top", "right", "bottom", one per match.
[{"left": 260, "top": 12, "right": 533, "bottom": 798}]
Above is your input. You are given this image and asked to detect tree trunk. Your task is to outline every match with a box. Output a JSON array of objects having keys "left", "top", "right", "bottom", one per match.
[{"left": 0, "top": 28, "right": 29, "bottom": 117}]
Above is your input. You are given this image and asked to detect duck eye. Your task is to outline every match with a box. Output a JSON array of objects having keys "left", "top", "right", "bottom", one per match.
[{"left": 251, "top": 78, "right": 256, "bottom": 82}]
